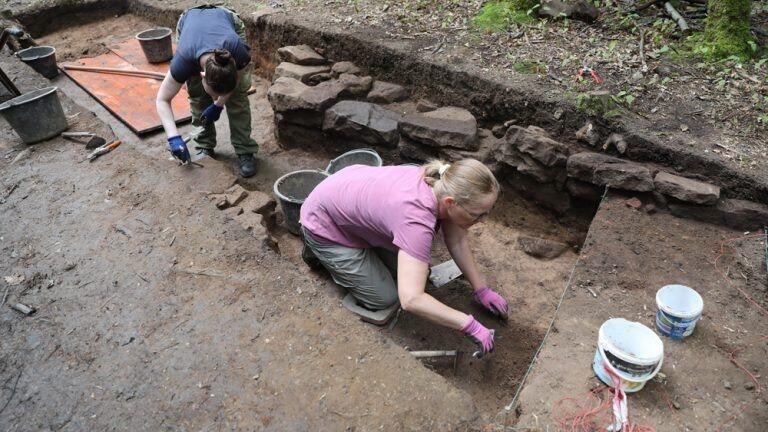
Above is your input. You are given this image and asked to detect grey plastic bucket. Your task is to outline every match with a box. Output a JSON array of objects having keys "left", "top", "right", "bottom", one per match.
[
  {"left": 326, "top": 148, "right": 383, "bottom": 174},
  {"left": 17, "top": 46, "right": 59, "bottom": 79},
  {"left": 0, "top": 87, "right": 68, "bottom": 144},
  {"left": 136, "top": 27, "right": 173, "bottom": 63},
  {"left": 273, "top": 170, "right": 329, "bottom": 235}
]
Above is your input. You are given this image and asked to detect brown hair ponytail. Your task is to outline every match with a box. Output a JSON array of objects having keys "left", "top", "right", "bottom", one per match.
[{"left": 204, "top": 48, "right": 237, "bottom": 94}]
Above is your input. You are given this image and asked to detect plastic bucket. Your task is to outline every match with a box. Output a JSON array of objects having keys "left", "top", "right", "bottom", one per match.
[
  {"left": 325, "top": 148, "right": 382, "bottom": 174},
  {"left": 273, "top": 170, "right": 329, "bottom": 235},
  {"left": 655, "top": 284, "right": 703, "bottom": 339},
  {"left": 0, "top": 87, "right": 68, "bottom": 144},
  {"left": 16, "top": 46, "right": 59, "bottom": 79},
  {"left": 592, "top": 318, "right": 664, "bottom": 393},
  {"left": 136, "top": 27, "right": 173, "bottom": 63}
]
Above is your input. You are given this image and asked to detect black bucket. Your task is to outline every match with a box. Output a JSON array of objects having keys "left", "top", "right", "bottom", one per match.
[
  {"left": 16, "top": 46, "right": 59, "bottom": 79},
  {"left": 0, "top": 87, "right": 68, "bottom": 144},
  {"left": 136, "top": 28, "right": 173, "bottom": 63},
  {"left": 273, "top": 170, "right": 329, "bottom": 235}
]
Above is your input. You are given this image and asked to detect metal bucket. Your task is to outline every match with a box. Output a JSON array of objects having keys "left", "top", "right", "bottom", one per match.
[
  {"left": 0, "top": 87, "right": 68, "bottom": 144},
  {"left": 136, "top": 27, "right": 173, "bottom": 63},
  {"left": 326, "top": 148, "right": 383, "bottom": 174},
  {"left": 16, "top": 46, "right": 59, "bottom": 79},
  {"left": 273, "top": 170, "right": 329, "bottom": 235}
]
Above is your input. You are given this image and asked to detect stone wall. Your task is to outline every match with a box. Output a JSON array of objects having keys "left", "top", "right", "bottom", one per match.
[{"left": 266, "top": 44, "right": 768, "bottom": 231}]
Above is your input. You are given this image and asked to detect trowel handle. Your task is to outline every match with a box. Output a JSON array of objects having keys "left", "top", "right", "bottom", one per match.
[
  {"left": 471, "top": 329, "right": 495, "bottom": 359},
  {"left": 62, "top": 132, "right": 95, "bottom": 138}
]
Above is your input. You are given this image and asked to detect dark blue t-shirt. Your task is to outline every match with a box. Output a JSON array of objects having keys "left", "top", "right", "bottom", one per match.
[{"left": 170, "top": 7, "right": 251, "bottom": 83}]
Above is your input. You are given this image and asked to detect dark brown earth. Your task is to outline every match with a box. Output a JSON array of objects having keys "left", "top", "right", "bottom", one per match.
[
  {"left": 0, "top": 13, "right": 586, "bottom": 430},
  {"left": 0, "top": 3, "right": 766, "bottom": 432}
]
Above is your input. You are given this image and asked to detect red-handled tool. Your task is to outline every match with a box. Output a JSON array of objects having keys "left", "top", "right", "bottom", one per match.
[
  {"left": 87, "top": 140, "right": 121, "bottom": 162},
  {"left": 576, "top": 62, "right": 601, "bottom": 84}
]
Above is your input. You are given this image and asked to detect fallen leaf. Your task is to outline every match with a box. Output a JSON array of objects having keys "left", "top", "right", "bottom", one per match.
[{"left": 4, "top": 274, "right": 25, "bottom": 285}]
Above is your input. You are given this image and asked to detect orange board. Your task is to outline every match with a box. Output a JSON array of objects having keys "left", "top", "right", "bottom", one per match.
[{"left": 61, "top": 38, "right": 191, "bottom": 135}]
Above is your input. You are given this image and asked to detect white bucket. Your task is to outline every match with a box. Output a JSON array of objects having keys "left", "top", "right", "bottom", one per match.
[
  {"left": 592, "top": 318, "right": 664, "bottom": 393},
  {"left": 655, "top": 284, "right": 703, "bottom": 339}
]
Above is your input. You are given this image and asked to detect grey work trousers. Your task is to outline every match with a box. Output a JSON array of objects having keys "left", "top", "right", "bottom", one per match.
[{"left": 302, "top": 228, "right": 399, "bottom": 310}]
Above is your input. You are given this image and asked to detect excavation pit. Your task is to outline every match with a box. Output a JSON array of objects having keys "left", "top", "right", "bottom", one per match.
[{"left": 1, "top": 3, "right": 766, "bottom": 431}]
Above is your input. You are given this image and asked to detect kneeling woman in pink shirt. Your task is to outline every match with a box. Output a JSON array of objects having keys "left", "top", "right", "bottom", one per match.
[{"left": 299, "top": 158, "right": 507, "bottom": 355}]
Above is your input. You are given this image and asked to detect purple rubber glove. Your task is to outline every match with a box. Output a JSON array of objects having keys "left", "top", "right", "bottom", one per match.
[
  {"left": 167, "top": 135, "right": 190, "bottom": 163},
  {"left": 474, "top": 285, "right": 508, "bottom": 317},
  {"left": 200, "top": 103, "right": 223, "bottom": 125},
  {"left": 461, "top": 315, "right": 494, "bottom": 355}
]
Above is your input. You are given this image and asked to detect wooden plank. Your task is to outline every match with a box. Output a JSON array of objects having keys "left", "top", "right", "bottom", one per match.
[{"left": 61, "top": 38, "right": 190, "bottom": 135}]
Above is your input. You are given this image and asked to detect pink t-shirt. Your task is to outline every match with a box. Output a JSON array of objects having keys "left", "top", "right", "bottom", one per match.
[{"left": 300, "top": 165, "right": 438, "bottom": 263}]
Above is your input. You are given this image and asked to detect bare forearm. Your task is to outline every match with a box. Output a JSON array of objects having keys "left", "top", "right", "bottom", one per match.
[
  {"left": 401, "top": 292, "right": 468, "bottom": 330},
  {"left": 156, "top": 99, "right": 179, "bottom": 138},
  {"left": 446, "top": 236, "right": 486, "bottom": 290}
]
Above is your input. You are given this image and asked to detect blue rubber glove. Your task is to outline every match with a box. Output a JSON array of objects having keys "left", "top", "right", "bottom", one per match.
[
  {"left": 167, "top": 135, "right": 190, "bottom": 163},
  {"left": 200, "top": 103, "right": 224, "bottom": 125}
]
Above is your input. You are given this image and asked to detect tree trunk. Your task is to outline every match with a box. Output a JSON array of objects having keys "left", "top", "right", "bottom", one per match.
[{"left": 703, "top": 0, "right": 754, "bottom": 58}]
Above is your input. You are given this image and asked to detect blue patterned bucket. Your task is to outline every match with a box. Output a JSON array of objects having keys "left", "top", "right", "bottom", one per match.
[{"left": 655, "top": 285, "right": 703, "bottom": 339}]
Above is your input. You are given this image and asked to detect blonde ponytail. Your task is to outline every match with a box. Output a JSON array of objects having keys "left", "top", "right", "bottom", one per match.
[{"left": 421, "top": 158, "right": 499, "bottom": 206}]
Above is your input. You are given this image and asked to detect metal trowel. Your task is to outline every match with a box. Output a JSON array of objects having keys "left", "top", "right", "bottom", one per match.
[
  {"left": 429, "top": 259, "right": 463, "bottom": 288},
  {"left": 62, "top": 132, "right": 106, "bottom": 149},
  {"left": 183, "top": 126, "right": 207, "bottom": 165}
]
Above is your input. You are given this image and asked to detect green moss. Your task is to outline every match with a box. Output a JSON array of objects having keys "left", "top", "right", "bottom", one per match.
[
  {"left": 700, "top": 0, "right": 756, "bottom": 59},
  {"left": 513, "top": 60, "right": 546, "bottom": 74},
  {"left": 473, "top": 1, "right": 538, "bottom": 32}
]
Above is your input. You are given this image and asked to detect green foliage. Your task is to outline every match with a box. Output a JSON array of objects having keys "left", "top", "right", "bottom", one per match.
[
  {"left": 699, "top": 0, "right": 757, "bottom": 60},
  {"left": 513, "top": 60, "right": 546, "bottom": 74},
  {"left": 472, "top": 1, "right": 538, "bottom": 32}
]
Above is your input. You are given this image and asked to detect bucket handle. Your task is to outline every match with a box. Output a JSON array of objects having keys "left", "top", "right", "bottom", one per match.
[
  {"left": 324, "top": 147, "right": 381, "bottom": 173},
  {"left": 598, "top": 345, "right": 663, "bottom": 384}
]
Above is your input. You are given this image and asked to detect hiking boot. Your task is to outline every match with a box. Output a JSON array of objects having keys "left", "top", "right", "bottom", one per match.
[
  {"left": 238, "top": 154, "right": 257, "bottom": 178},
  {"left": 195, "top": 147, "right": 216, "bottom": 158}
]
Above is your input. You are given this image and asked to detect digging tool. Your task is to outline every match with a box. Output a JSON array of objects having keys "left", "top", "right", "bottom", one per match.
[
  {"left": 60, "top": 65, "right": 166, "bottom": 80},
  {"left": 183, "top": 126, "right": 208, "bottom": 165},
  {"left": 410, "top": 350, "right": 459, "bottom": 375},
  {"left": 62, "top": 132, "right": 107, "bottom": 149},
  {"left": 429, "top": 259, "right": 462, "bottom": 288},
  {"left": 87, "top": 140, "right": 121, "bottom": 162},
  {"left": 472, "top": 329, "right": 495, "bottom": 359},
  {"left": 576, "top": 61, "right": 601, "bottom": 84}
]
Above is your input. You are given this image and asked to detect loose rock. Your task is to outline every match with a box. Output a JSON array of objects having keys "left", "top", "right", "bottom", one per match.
[
  {"left": 517, "top": 236, "right": 569, "bottom": 259},
  {"left": 399, "top": 107, "right": 478, "bottom": 150},
  {"left": 331, "top": 61, "right": 361, "bottom": 77},
  {"left": 603, "top": 133, "right": 628, "bottom": 154},
  {"left": 323, "top": 101, "right": 401, "bottom": 148},
  {"left": 416, "top": 99, "right": 438, "bottom": 112},
  {"left": 305, "top": 72, "right": 333, "bottom": 86},
  {"left": 225, "top": 185, "right": 249, "bottom": 207},
  {"left": 567, "top": 153, "right": 654, "bottom": 192},
  {"left": 654, "top": 172, "right": 720, "bottom": 205},
  {"left": 507, "top": 126, "right": 569, "bottom": 167},
  {"left": 625, "top": 197, "right": 642, "bottom": 210},
  {"left": 274, "top": 62, "right": 331, "bottom": 84},
  {"left": 240, "top": 190, "right": 277, "bottom": 216},
  {"left": 337, "top": 73, "right": 373, "bottom": 98},
  {"left": 668, "top": 198, "right": 768, "bottom": 231},
  {"left": 366, "top": 81, "right": 408, "bottom": 104},
  {"left": 277, "top": 45, "right": 326, "bottom": 66},
  {"left": 267, "top": 77, "right": 343, "bottom": 127},
  {"left": 575, "top": 122, "right": 600, "bottom": 147}
]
